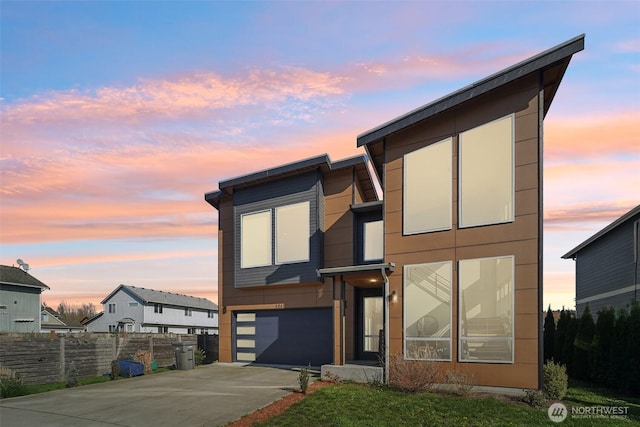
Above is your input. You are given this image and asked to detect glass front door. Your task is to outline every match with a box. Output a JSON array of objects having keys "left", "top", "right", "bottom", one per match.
[
  {"left": 357, "top": 287, "right": 383, "bottom": 360},
  {"left": 363, "top": 296, "right": 384, "bottom": 352}
]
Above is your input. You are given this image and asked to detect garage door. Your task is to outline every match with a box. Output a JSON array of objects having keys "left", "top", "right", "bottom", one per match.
[{"left": 234, "top": 308, "right": 332, "bottom": 366}]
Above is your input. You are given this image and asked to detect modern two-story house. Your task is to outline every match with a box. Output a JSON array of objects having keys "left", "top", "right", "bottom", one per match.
[
  {"left": 85, "top": 285, "right": 218, "bottom": 334},
  {"left": 205, "top": 35, "right": 584, "bottom": 390},
  {"left": 562, "top": 204, "right": 640, "bottom": 317}
]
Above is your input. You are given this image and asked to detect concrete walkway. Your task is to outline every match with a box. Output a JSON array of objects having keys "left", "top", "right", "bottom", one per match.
[{"left": 0, "top": 364, "right": 301, "bottom": 427}]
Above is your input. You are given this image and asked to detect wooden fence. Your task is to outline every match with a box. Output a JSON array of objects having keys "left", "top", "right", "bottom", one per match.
[{"left": 0, "top": 332, "right": 206, "bottom": 385}]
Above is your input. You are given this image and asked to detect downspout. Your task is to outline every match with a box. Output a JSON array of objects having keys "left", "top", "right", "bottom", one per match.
[{"left": 381, "top": 266, "right": 390, "bottom": 385}]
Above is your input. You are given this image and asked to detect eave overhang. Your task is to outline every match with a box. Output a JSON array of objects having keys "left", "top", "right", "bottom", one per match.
[
  {"left": 357, "top": 34, "right": 585, "bottom": 185},
  {"left": 561, "top": 204, "right": 640, "bottom": 260},
  {"left": 204, "top": 153, "right": 378, "bottom": 210},
  {"left": 317, "top": 262, "right": 395, "bottom": 288}
]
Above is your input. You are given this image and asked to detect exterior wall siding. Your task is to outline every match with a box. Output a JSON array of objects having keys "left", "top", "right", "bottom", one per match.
[
  {"left": 383, "top": 74, "right": 542, "bottom": 389},
  {"left": 217, "top": 165, "right": 363, "bottom": 363},
  {"left": 233, "top": 171, "right": 322, "bottom": 287},
  {"left": 0, "top": 285, "right": 42, "bottom": 332},
  {"left": 575, "top": 211, "right": 640, "bottom": 316}
]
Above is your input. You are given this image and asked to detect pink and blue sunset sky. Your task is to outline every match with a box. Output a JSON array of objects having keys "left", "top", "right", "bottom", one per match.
[{"left": 1, "top": 1, "right": 638, "bottom": 311}]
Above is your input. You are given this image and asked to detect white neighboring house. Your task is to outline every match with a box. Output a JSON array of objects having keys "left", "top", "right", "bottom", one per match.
[{"left": 85, "top": 285, "right": 218, "bottom": 334}]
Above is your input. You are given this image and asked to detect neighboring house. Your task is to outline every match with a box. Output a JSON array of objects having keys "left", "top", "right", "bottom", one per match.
[
  {"left": 205, "top": 35, "right": 584, "bottom": 390},
  {"left": 84, "top": 285, "right": 218, "bottom": 334},
  {"left": 40, "top": 306, "right": 84, "bottom": 333},
  {"left": 562, "top": 204, "right": 640, "bottom": 317},
  {"left": 0, "top": 265, "right": 50, "bottom": 333}
]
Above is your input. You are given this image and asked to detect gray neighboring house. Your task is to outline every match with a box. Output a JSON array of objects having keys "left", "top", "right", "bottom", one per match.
[
  {"left": 0, "top": 265, "right": 50, "bottom": 332},
  {"left": 562, "top": 204, "right": 640, "bottom": 316},
  {"left": 85, "top": 284, "right": 219, "bottom": 334}
]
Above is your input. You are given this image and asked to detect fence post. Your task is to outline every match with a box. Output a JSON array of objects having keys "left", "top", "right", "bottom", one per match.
[{"left": 59, "top": 336, "right": 65, "bottom": 381}]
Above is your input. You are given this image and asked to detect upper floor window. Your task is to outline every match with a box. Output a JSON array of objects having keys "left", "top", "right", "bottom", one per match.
[
  {"left": 240, "top": 202, "right": 310, "bottom": 269},
  {"left": 403, "top": 138, "right": 452, "bottom": 235},
  {"left": 154, "top": 303, "right": 163, "bottom": 313},
  {"left": 129, "top": 302, "right": 138, "bottom": 307},
  {"left": 363, "top": 220, "right": 383, "bottom": 261},
  {"left": 185, "top": 307, "right": 192, "bottom": 317},
  {"left": 276, "top": 202, "right": 310, "bottom": 264},
  {"left": 241, "top": 210, "right": 272, "bottom": 268},
  {"left": 108, "top": 303, "right": 116, "bottom": 314},
  {"left": 459, "top": 115, "right": 514, "bottom": 228},
  {"left": 208, "top": 310, "right": 216, "bottom": 318}
]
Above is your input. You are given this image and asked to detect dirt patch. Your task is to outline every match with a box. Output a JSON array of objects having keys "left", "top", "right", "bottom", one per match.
[{"left": 227, "top": 380, "right": 335, "bottom": 426}]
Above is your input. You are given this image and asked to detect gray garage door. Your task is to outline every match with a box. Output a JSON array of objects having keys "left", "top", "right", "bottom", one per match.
[{"left": 234, "top": 308, "right": 332, "bottom": 366}]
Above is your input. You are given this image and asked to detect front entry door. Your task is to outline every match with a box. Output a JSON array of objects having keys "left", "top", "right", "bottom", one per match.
[{"left": 356, "top": 288, "right": 384, "bottom": 361}]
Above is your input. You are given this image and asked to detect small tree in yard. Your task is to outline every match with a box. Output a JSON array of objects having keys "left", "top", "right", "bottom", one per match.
[
  {"left": 298, "top": 364, "right": 310, "bottom": 394},
  {"left": 543, "top": 305, "right": 555, "bottom": 363},
  {"left": 543, "top": 360, "right": 568, "bottom": 400},
  {"left": 554, "top": 308, "right": 569, "bottom": 366}
]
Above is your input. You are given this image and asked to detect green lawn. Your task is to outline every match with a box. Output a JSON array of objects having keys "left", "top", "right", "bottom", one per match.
[{"left": 258, "top": 382, "right": 640, "bottom": 427}]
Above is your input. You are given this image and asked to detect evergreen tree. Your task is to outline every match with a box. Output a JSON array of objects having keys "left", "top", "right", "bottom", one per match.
[
  {"left": 554, "top": 308, "right": 568, "bottom": 365},
  {"left": 563, "top": 314, "right": 578, "bottom": 377},
  {"left": 591, "top": 306, "right": 615, "bottom": 384},
  {"left": 626, "top": 300, "right": 640, "bottom": 392},
  {"left": 543, "top": 305, "right": 556, "bottom": 363},
  {"left": 609, "top": 307, "right": 629, "bottom": 389},
  {"left": 572, "top": 304, "right": 595, "bottom": 380}
]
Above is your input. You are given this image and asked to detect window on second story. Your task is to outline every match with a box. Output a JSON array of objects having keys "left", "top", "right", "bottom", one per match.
[
  {"left": 241, "top": 210, "right": 272, "bottom": 268},
  {"left": 403, "top": 137, "right": 452, "bottom": 235},
  {"left": 240, "top": 202, "right": 310, "bottom": 269},
  {"left": 154, "top": 303, "right": 163, "bottom": 313},
  {"left": 185, "top": 307, "right": 192, "bottom": 317},
  {"left": 108, "top": 303, "right": 116, "bottom": 314},
  {"left": 459, "top": 115, "right": 514, "bottom": 228},
  {"left": 276, "top": 202, "right": 310, "bottom": 264},
  {"left": 208, "top": 310, "right": 215, "bottom": 318},
  {"left": 363, "top": 220, "right": 384, "bottom": 261}
]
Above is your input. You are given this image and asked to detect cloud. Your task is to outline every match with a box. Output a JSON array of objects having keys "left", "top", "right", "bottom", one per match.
[
  {"left": 545, "top": 113, "right": 640, "bottom": 162},
  {"left": 2, "top": 67, "right": 345, "bottom": 126}
]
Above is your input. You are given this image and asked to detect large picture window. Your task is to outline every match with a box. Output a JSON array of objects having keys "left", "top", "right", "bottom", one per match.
[
  {"left": 403, "top": 138, "right": 452, "bottom": 235},
  {"left": 241, "top": 210, "right": 272, "bottom": 268},
  {"left": 276, "top": 202, "right": 310, "bottom": 264},
  {"left": 404, "top": 261, "right": 452, "bottom": 361},
  {"left": 459, "top": 115, "right": 514, "bottom": 228},
  {"left": 459, "top": 256, "right": 514, "bottom": 363}
]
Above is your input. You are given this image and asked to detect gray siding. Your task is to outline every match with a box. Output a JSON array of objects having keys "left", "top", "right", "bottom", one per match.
[
  {"left": 0, "top": 285, "right": 42, "bottom": 332},
  {"left": 575, "top": 211, "right": 640, "bottom": 316},
  {"left": 233, "top": 171, "right": 323, "bottom": 287}
]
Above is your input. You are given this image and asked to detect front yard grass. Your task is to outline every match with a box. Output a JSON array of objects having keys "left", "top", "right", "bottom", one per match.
[{"left": 258, "top": 382, "right": 640, "bottom": 426}]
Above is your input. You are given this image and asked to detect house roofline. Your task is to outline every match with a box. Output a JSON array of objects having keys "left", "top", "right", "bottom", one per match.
[
  {"left": 205, "top": 153, "right": 378, "bottom": 210},
  {"left": 356, "top": 34, "right": 585, "bottom": 147},
  {"left": 561, "top": 204, "right": 640, "bottom": 259}
]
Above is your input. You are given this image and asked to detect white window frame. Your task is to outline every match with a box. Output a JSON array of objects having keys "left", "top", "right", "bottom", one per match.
[
  {"left": 403, "top": 261, "right": 453, "bottom": 361},
  {"left": 403, "top": 137, "right": 453, "bottom": 235},
  {"left": 458, "top": 255, "right": 514, "bottom": 364},
  {"left": 458, "top": 114, "right": 514, "bottom": 228},
  {"left": 275, "top": 201, "right": 310, "bottom": 265},
  {"left": 108, "top": 303, "right": 116, "bottom": 314},
  {"left": 241, "top": 209, "right": 273, "bottom": 268}
]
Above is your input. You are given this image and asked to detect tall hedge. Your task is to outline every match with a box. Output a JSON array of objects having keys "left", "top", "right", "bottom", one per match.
[
  {"left": 572, "top": 304, "right": 595, "bottom": 380},
  {"left": 543, "top": 305, "right": 556, "bottom": 363}
]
